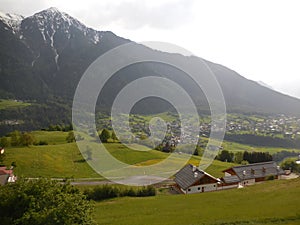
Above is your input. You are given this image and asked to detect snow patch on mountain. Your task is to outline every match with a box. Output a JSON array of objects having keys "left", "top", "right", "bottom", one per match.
[
  {"left": 0, "top": 11, "right": 24, "bottom": 33},
  {"left": 28, "top": 7, "right": 102, "bottom": 45}
]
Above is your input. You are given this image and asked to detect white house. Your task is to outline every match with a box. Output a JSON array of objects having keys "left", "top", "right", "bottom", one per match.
[
  {"left": 174, "top": 164, "right": 220, "bottom": 194},
  {"left": 221, "top": 161, "right": 285, "bottom": 188},
  {"left": 0, "top": 166, "right": 17, "bottom": 185}
]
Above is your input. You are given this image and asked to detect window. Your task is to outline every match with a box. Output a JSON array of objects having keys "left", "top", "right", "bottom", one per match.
[
  {"left": 198, "top": 187, "right": 200, "bottom": 190},
  {"left": 188, "top": 188, "right": 191, "bottom": 192}
]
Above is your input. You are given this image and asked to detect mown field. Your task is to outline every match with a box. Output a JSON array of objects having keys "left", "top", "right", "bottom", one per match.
[
  {"left": 2, "top": 131, "right": 299, "bottom": 178},
  {"left": 2, "top": 131, "right": 237, "bottom": 178},
  {"left": 93, "top": 178, "right": 300, "bottom": 225},
  {"left": 222, "top": 140, "right": 300, "bottom": 153}
]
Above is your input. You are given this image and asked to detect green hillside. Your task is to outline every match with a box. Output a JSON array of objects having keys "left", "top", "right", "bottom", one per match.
[
  {"left": 2, "top": 131, "right": 299, "bottom": 179},
  {"left": 93, "top": 178, "right": 300, "bottom": 225},
  {"left": 2, "top": 131, "right": 236, "bottom": 178}
]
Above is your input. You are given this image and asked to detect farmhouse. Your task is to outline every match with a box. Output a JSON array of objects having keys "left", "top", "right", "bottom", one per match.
[
  {"left": 174, "top": 164, "right": 220, "bottom": 194},
  {"left": 0, "top": 166, "right": 17, "bottom": 186},
  {"left": 174, "top": 161, "right": 285, "bottom": 194},
  {"left": 221, "top": 161, "right": 285, "bottom": 188}
]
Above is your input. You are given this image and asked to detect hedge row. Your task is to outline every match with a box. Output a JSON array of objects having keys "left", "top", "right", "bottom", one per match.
[{"left": 83, "top": 185, "right": 156, "bottom": 201}]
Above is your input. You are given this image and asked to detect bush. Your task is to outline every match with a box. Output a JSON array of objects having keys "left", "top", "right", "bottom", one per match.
[
  {"left": 136, "top": 186, "right": 156, "bottom": 197},
  {"left": 84, "top": 185, "right": 156, "bottom": 201},
  {"left": 0, "top": 137, "right": 10, "bottom": 147},
  {"left": 281, "top": 159, "right": 300, "bottom": 173},
  {"left": 265, "top": 175, "right": 275, "bottom": 180},
  {"left": 66, "top": 131, "right": 75, "bottom": 143},
  {"left": 217, "top": 150, "right": 234, "bottom": 162},
  {"left": 99, "top": 129, "right": 111, "bottom": 143},
  {"left": 34, "top": 140, "right": 48, "bottom": 146},
  {"left": 84, "top": 185, "right": 118, "bottom": 201}
]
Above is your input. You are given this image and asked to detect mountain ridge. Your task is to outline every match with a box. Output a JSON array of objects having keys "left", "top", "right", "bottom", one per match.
[{"left": 1, "top": 7, "right": 300, "bottom": 136}]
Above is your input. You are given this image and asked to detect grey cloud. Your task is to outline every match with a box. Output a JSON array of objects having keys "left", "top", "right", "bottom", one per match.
[
  {"left": 75, "top": 0, "right": 195, "bottom": 30},
  {"left": 0, "top": 0, "right": 50, "bottom": 16},
  {"left": 1, "top": 0, "right": 195, "bottom": 30}
]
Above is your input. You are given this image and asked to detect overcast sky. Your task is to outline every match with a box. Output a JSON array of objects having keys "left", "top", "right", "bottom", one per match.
[{"left": 1, "top": 0, "right": 300, "bottom": 98}]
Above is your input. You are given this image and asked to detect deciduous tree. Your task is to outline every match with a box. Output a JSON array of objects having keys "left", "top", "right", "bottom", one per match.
[{"left": 0, "top": 179, "right": 95, "bottom": 225}]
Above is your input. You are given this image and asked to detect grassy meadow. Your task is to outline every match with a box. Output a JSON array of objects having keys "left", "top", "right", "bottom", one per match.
[
  {"left": 93, "top": 178, "right": 300, "bottom": 225},
  {"left": 2, "top": 131, "right": 299, "bottom": 178},
  {"left": 222, "top": 140, "right": 300, "bottom": 154},
  {"left": 2, "top": 131, "right": 238, "bottom": 178}
]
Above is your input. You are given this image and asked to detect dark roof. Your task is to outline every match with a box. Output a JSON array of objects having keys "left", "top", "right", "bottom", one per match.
[
  {"left": 174, "top": 164, "right": 205, "bottom": 190},
  {"left": 174, "top": 164, "right": 218, "bottom": 190},
  {"left": 222, "top": 175, "right": 240, "bottom": 184},
  {"left": 225, "top": 161, "right": 285, "bottom": 180}
]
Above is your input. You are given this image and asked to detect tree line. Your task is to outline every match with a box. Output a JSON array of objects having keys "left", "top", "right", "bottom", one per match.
[
  {"left": 83, "top": 185, "right": 156, "bottom": 201},
  {"left": 225, "top": 133, "right": 300, "bottom": 148},
  {"left": 0, "top": 131, "right": 35, "bottom": 147},
  {"left": 216, "top": 150, "right": 273, "bottom": 164}
]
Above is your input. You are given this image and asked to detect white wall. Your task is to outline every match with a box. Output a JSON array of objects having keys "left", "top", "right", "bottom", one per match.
[
  {"left": 217, "top": 184, "right": 238, "bottom": 190},
  {"left": 186, "top": 183, "right": 217, "bottom": 194}
]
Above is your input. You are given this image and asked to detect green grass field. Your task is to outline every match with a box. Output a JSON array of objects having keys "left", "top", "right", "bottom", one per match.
[
  {"left": 3, "top": 131, "right": 236, "bottom": 178},
  {"left": 0, "top": 99, "right": 31, "bottom": 110},
  {"left": 2, "top": 131, "right": 298, "bottom": 179},
  {"left": 222, "top": 140, "right": 300, "bottom": 153},
  {"left": 31, "top": 131, "right": 69, "bottom": 145},
  {"left": 3, "top": 142, "right": 234, "bottom": 179},
  {"left": 4, "top": 143, "right": 101, "bottom": 178},
  {"left": 93, "top": 178, "right": 300, "bottom": 225}
]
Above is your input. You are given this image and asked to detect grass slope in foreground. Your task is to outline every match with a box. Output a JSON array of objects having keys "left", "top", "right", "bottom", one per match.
[{"left": 93, "top": 178, "right": 300, "bottom": 225}]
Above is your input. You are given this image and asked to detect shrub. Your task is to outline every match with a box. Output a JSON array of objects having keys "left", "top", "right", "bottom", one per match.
[
  {"left": 84, "top": 185, "right": 156, "bottom": 201},
  {"left": 265, "top": 175, "right": 275, "bottom": 180},
  {"left": 35, "top": 140, "right": 48, "bottom": 145},
  {"left": 136, "top": 186, "right": 156, "bottom": 197}
]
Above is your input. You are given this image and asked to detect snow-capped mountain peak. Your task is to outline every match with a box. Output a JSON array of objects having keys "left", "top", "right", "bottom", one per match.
[
  {"left": 26, "top": 7, "right": 102, "bottom": 44},
  {"left": 0, "top": 11, "right": 24, "bottom": 33}
]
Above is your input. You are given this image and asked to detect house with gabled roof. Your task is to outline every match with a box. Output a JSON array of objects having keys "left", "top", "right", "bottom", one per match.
[
  {"left": 221, "top": 161, "right": 285, "bottom": 187},
  {"left": 0, "top": 166, "right": 16, "bottom": 186},
  {"left": 174, "top": 161, "right": 286, "bottom": 194},
  {"left": 174, "top": 164, "right": 220, "bottom": 194}
]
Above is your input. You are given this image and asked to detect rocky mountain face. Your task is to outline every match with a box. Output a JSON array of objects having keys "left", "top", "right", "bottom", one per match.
[
  {"left": 1, "top": 7, "right": 300, "bottom": 134},
  {"left": 0, "top": 7, "right": 128, "bottom": 100}
]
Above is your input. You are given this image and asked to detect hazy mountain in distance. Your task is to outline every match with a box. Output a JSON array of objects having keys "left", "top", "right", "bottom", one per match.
[
  {"left": 1, "top": 7, "right": 300, "bottom": 129},
  {"left": 257, "top": 81, "right": 274, "bottom": 90}
]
